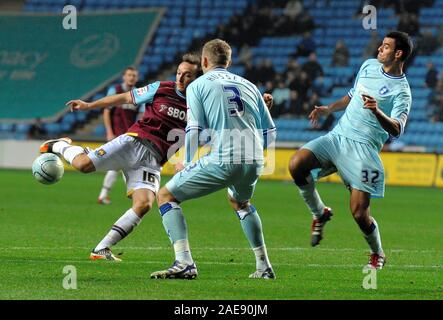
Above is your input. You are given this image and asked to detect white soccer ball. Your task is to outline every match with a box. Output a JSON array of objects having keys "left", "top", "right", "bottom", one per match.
[{"left": 32, "top": 153, "right": 64, "bottom": 185}]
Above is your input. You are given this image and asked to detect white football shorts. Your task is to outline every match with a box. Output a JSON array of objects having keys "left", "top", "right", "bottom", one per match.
[{"left": 88, "top": 134, "right": 161, "bottom": 196}]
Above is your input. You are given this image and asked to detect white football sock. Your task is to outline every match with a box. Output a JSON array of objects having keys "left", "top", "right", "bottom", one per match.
[
  {"left": 174, "top": 239, "right": 193, "bottom": 265},
  {"left": 363, "top": 218, "right": 384, "bottom": 255},
  {"left": 95, "top": 208, "right": 141, "bottom": 251},
  {"left": 298, "top": 178, "right": 325, "bottom": 219},
  {"left": 53, "top": 141, "right": 84, "bottom": 164},
  {"left": 99, "top": 170, "right": 118, "bottom": 199},
  {"left": 253, "top": 245, "right": 272, "bottom": 271}
]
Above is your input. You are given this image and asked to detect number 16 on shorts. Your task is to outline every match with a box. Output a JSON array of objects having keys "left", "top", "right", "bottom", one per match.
[{"left": 133, "top": 168, "right": 160, "bottom": 193}]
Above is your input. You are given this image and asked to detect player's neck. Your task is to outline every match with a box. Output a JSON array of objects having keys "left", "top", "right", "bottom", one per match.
[
  {"left": 205, "top": 65, "right": 226, "bottom": 73},
  {"left": 382, "top": 62, "right": 403, "bottom": 77}
]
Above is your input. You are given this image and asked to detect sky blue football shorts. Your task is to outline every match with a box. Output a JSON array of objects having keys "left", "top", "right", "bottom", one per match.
[
  {"left": 302, "top": 132, "right": 385, "bottom": 198},
  {"left": 166, "top": 156, "right": 262, "bottom": 203}
]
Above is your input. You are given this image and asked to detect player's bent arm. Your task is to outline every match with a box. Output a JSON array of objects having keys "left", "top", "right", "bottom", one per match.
[
  {"left": 309, "top": 95, "right": 350, "bottom": 126},
  {"left": 372, "top": 109, "right": 402, "bottom": 137},
  {"left": 363, "top": 96, "right": 403, "bottom": 137},
  {"left": 326, "top": 94, "right": 351, "bottom": 113},
  {"left": 89, "top": 92, "right": 132, "bottom": 109}
]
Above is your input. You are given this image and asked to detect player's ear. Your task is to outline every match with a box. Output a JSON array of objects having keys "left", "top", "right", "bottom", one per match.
[
  {"left": 227, "top": 59, "right": 232, "bottom": 68},
  {"left": 395, "top": 49, "right": 403, "bottom": 61}
]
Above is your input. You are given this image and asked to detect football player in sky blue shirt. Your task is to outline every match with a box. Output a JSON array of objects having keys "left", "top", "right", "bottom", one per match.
[
  {"left": 151, "top": 39, "right": 277, "bottom": 280},
  {"left": 288, "top": 31, "right": 413, "bottom": 270}
]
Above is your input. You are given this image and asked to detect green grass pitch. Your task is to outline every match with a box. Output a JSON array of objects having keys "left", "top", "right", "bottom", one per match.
[{"left": 0, "top": 169, "right": 442, "bottom": 299}]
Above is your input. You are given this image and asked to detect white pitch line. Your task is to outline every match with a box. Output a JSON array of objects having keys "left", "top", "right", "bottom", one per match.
[
  {"left": 0, "top": 259, "right": 441, "bottom": 269},
  {"left": 0, "top": 246, "right": 441, "bottom": 254}
]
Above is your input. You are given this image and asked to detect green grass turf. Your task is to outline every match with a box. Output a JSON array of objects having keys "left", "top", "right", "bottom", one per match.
[{"left": 0, "top": 169, "right": 442, "bottom": 300}]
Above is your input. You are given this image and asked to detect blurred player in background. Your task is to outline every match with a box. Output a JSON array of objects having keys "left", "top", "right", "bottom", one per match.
[
  {"left": 98, "top": 67, "right": 141, "bottom": 205},
  {"left": 151, "top": 39, "right": 277, "bottom": 280},
  {"left": 288, "top": 31, "right": 413, "bottom": 269},
  {"left": 40, "top": 53, "right": 202, "bottom": 261}
]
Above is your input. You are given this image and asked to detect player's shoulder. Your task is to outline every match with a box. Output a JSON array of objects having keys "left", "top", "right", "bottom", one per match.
[
  {"left": 188, "top": 74, "right": 212, "bottom": 92},
  {"left": 234, "top": 72, "right": 256, "bottom": 87},
  {"left": 158, "top": 80, "right": 175, "bottom": 88},
  {"left": 149, "top": 80, "right": 175, "bottom": 96},
  {"left": 396, "top": 78, "right": 412, "bottom": 97},
  {"left": 361, "top": 58, "right": 380, "bottom": 69}
]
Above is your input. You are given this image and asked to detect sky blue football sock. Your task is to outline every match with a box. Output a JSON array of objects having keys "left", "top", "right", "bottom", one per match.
[
  {"left": 297, "top": 177, "right": 325, "bottom": 219},
  {"left": 159, "top": 202, "right": 193, "bottom": 264},
  {"left": 362, "top": 218, "right": 384, "bottom": 255},
  {"left": 237, "top": 205, "right": 264, "bottom": 248},
  {"left": 236, "top": 205, "right": 271, "bottom": 271}
]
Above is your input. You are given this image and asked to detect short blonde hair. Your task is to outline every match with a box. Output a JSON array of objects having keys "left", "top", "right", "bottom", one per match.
[{"left": 202, "top": 39, "right": 232, "bottom": 67}]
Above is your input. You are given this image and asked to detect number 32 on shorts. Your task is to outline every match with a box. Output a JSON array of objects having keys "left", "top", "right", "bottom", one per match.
[{"left": 361, "top": 170, "right": 379, "bottom": 184}]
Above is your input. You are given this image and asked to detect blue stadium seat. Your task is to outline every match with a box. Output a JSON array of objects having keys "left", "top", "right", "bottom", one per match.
[
  {"left": 75, "top": 112, "right": 88, "bottom": 123},
  {"left": 94, "top": 124, "right": 106, "bottom": 137},
  {"left": 15, "top": 123, "right": 31, "bottom": 134},
  {"left": 60, "top": 123, "right": 72, "bottom": 132},
  {"left": 0, "top": 123, "right": 14, "bottom": 132},
  {"left": 44, "top": 123, "right": 62, "bottom": 135},
  {"left": 92, "top": 93, "right": 106, "bottom": 101}
]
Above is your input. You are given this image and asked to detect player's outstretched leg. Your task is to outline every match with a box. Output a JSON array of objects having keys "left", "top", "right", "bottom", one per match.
[
  {"left": 228, "top": 196, "right": 275, "bottom": 279},
  {"left": 289, "top": 149, "right": 332, "bottom": 246},
  {"left": 90, "top": 188, "right": 154, "bottom": 261},
  {"left": 40, "top": 138, "right": 95, "bottom": 173},
  {"left": 350, "top": 189, "right": 386, "bottom": 269},
  {"left": 98, "top": 170, "right": 118, "bottom": 205},
  {"left": 150, "top": 187, "right": 197, "bottom": 279}
]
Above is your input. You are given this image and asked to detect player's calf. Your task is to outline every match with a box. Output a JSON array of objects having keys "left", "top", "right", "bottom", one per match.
[
  {"left": 71, "top": 154, "right": 95, "bottom": 173},
  {"left": 228, "top": 195, "right": 275, "bottom": 278},
  {"left": 40, "top": 137, "right": 95, "bottom": 173},
  {"left": 132, "top": 192, "right": 154, "bottom": 217},
  {"left": 288, "top": 149, "right": 321, "bottom": 186},
  {"left": 350, "top": 190, "right": 385, "bottom": 262}
]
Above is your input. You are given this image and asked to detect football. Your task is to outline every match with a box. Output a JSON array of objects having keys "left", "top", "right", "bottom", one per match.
[{"left": 32, "top": 153, "right": 64, "bottom": 185}]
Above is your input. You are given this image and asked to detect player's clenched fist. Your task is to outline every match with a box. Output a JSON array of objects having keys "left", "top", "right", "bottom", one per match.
[
  {"left": 362, "top": 94, "right": 379, "bottom": 114},
  {"left": 66, "top": 99, "right": 90, "bottom": 112}
]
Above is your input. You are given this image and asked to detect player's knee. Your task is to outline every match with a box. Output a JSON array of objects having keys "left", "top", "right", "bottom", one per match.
[
  {"left": 133, "top": 198, "right": 153, "bottom": 216},
  {"left": 72, "top": 155, "right": 95, "bottom": 173},
  {"left": 351, "top": 202, "right": 369, "bottom": 222},
  {"left": 227, "top": 194, "right": 249, "bottom": 211},
  {"left": 288, "top": 153, "right": 300, "bottom": 175},
  {"left": 157, "top": 187, "right": 176, "bottom": 206},
  {"left": 289, "top": 153, "right": 309, "bottom": 186}
]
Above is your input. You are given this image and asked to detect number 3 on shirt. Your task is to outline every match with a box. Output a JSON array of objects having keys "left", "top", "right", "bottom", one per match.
[{"left": 223, "top": 85, "right": 244, "bottom": 117}]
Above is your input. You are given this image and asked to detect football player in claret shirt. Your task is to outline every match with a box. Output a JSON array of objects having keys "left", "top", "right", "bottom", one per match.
[
  {"left": 41, "top": 53, "right": 273, "bottom": 262},
  {"left": 98, "top": 67, "right": 142, "bottom": 205},
  {"left": 40, "top": 53, "right": 202, "bottom": 261}
]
